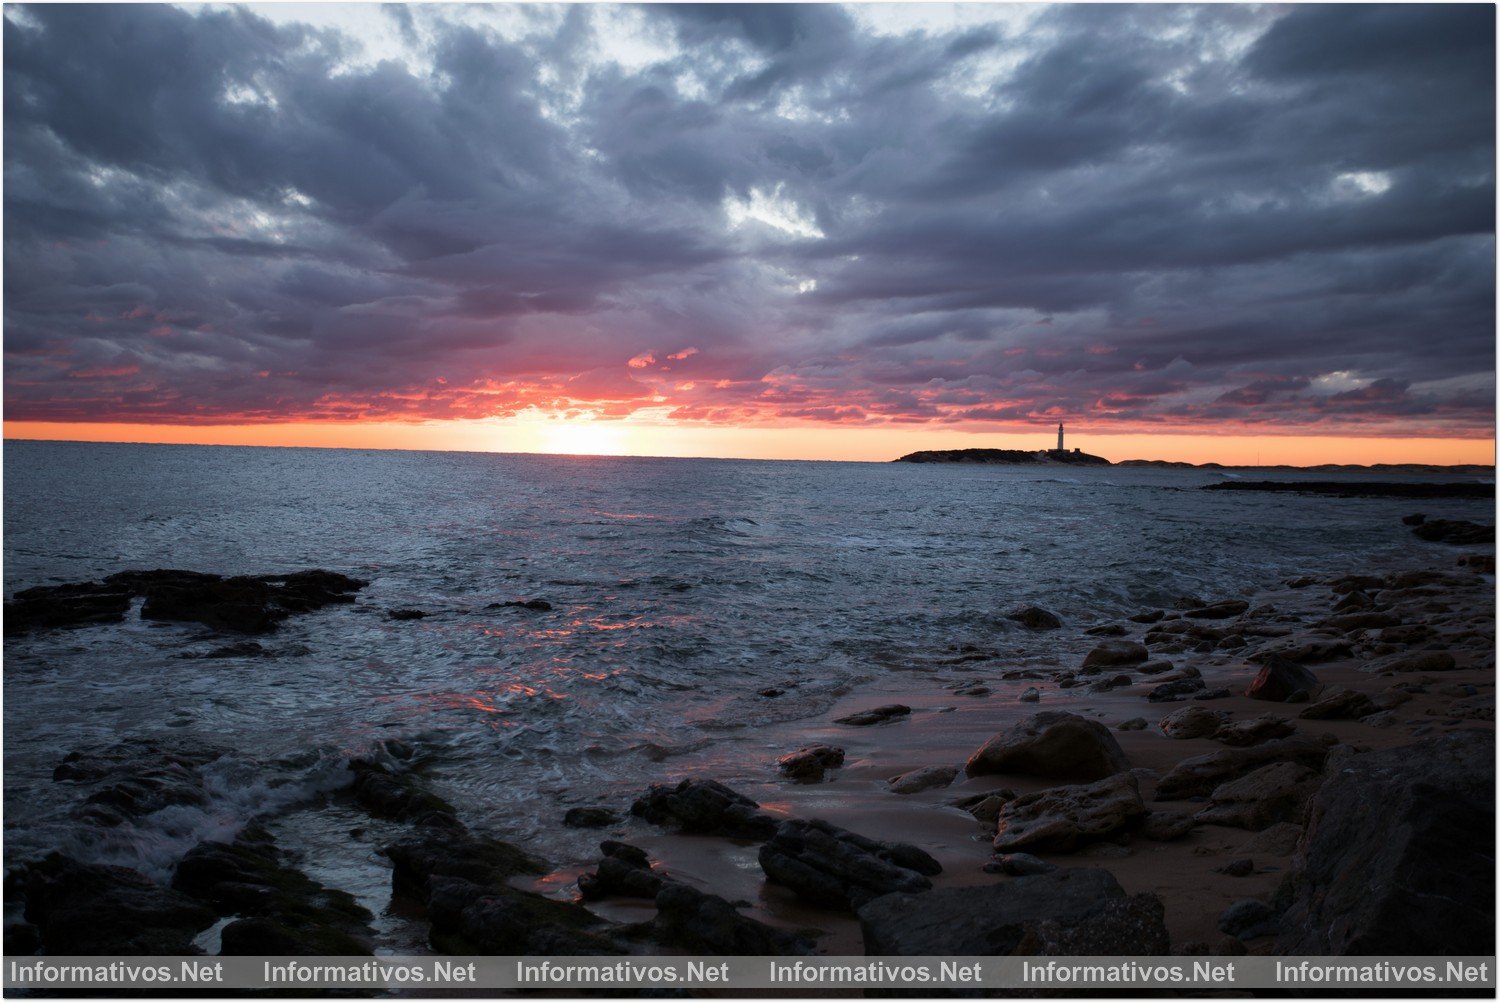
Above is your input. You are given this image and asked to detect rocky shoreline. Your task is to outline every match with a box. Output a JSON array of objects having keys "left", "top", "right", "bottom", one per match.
[{"left": 4, "top": 530, "right": 1495, "bottom": 964}]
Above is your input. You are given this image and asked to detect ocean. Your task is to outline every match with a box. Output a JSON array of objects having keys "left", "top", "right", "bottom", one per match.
[{"left": 3, "top": 439, "right": 1491, "bottom": 948}]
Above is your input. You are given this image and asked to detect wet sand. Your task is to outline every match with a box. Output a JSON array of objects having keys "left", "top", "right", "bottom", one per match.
[{"left": 530, "top": 561, "right": 1496, "bottom": 954}]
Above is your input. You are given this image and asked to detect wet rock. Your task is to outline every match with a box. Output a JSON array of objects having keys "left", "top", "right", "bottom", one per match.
[
  {"left": 1184, "top": 599, "right": 1249, "bottom": 620},
  {"left": 965, "top": 711, "right": 1130, "bottom": 782},
  {"left": 1195, "top": 762, "right": 1321, "bottom": 831},
  {"left": 650, "top": 882, "right": 813, "bottom": 954},
  {"left": 350, "top": 761, "right": 460, "bottom": 827},
  {"left": 1299, "top": 688, "right": 1379, "bottom": 721},
  {"left": 424, "top": 875, "right": 621, "bottom": 955},
  {"left": 563, "top": 807, "right": 621, "bottom": 829},
  {"left": 173, "top": 825, "right": 373, "bottom": 955},
  {"left": 1193, "top": 688, "right": 1233, "bottom": 701},
  {"left": 1245, "top": 656, "right": 1321, "bottom": 702},
  {"left": 632, "top": 779, "right": 779, "bottom": 840},
  {"left": 1457, "top": 554, "right": 1495, "bottom": 574},
  {"left": 1250, "top": 639, "right": 1350, "bottom": 664},
  {"left": 4, "top": 921, "right": 40, "bottom": 956},
  {"left": 834, "top": 704, "right": 911, "bottom": 726},
  {"left": 1085, "top": 624, "right": 1127, "bottom": 637},
  {"left": 1117, "top": 717, "right": 1147, "bottom": 731},
  {"left": 1369, "top": 650, "right": 1458, "bottom": 673},
  {"left": 1219, "top": 899, "right": 1278, "bottom": 940},
  {"left": 1081, "top": 640, "right": 1149, "bottom": 671},
  {"left": 993, "top": 773, "right": 1146, "bottom": 852},
  {"left": 384, "top": 827, "right": 547, "bottom": 903},
  {"left": 1137, "top": 658, "right": 1174, "bottom": 675},
  {"left": 388, "top": 608, "right": 428, "bottom": 620},
  {"left": 1442, "top": 695, "right": 1496, "bottom": 721},
  {"left": 1361, "top": 710, "right": 1397, "bottom": 728},
  {"left": 1275, "top": 729, "right": 1495, "bottom": 955},
  {"left": 1214, "top": 715, "right": 1295, "bottom": 748},
  {"left": 888, "top": 765, "right": 958, "bottom": 795},
  {"left": 52, "top": 737, "right": 228, "bottom": 828},
  {"left": 1006, "top": 606, "right": 1062, "bottom": 630},
  {"left": 1412, "top": 519, "right": 1494, "bottom": 545},
  {"left": 1018, "top": 686, "right": 1040, "bottom": 702},
  {"left": 1159, "top": 705, "right": 1225, "bottom": 739},
  {"left": 777, "top": 745, "right": 845, "bottom": 784},
  {"left": 23, "top": 854, "right": 216, "bottom": 954},
  {"left": 1140, "top": 810, "right": 1197, "bottom": 842},
  {"left": 1156, "top": 734, "right": 1334, "bottom": 800},
  {"left": 93, "top": 568, "right": 366, "bottom": 634},
  {"left": 1332, "top": 589, "right": 1374, "bottom": 611},
  {"left": 758, "top": 687, "right": 785, "bottom": 697},
  {"left": 4, "top": 580, "right": 133, "bottom": 635},
  {"left": 759, "top": 818, "right": 940, "bottom": 911},
  {"left": 491, "top": 598, "right": 553, "bottom": 611},
  {"left": 992, "top": 852, "right": 1057, "bottom": 876},
  {"left": 1324, "top": 611, "right": 1399, "bottom": 632},
  {"left": 1087, "top": 674, "right": 1133, "bottom": 693},
  {"left": 199, "top": 640, "right": 268, "bottom": 658},
  {"left": 1147, "top": 677, "right": 1206, "bottom": 702},
  {"left": 957, "top": 791, "right": 1013, "bottom": 824},
  {"left": 859, "top": 868, "right": 1170, "bottom": 955},
  {"left": 1238, "top": 822, "right": 1303, "bottom": 856},
  {"left": 1129, "top": 609, "right": 1165, "bottom": 624},
  {"left": 1401, "top": 513, "right": 1427, "bottom": 526},
  {"left": 578, "top": 842, "right": 664, "bottom": 901}
]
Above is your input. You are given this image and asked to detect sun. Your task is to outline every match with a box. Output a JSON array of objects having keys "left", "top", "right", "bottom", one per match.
[{"left": 538, "top": 419, "right": 629, "bottom": 456}]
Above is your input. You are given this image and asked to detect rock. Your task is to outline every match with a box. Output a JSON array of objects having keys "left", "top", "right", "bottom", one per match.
[
  {"left": 1156, "top": 734, "right": 1334, "bottom": 800},
  {"left": 1442, "top": 695, "right": 1495, "bottom": 721},
  {"left": 1140, "top": 810, "right": 1197, "bottom": 841},
  {"left": 350, "top": 762, "right": 460, "bottom": 827},
  {"left": 1457, "top": 554, "right": 1495, "bottom": 574},
  {"left": 1299, "top": 688, "right": 1379, "bottom": 721},
  {"left": 491, "top": 598, "right": 552, "bottom": 611},
  {"left": 1361, "top": 710, "right": 1397, "bottom": 728},
  {"left": 650, "top": 882, "right": 813, "bottom": 955},
  {"left": 1219, "top": 899, "right": 1278, "bottom": 940},
  {"left": 1117, "top": 717, "right": 1147, "bottom": 731},
  {"left": 758, "top": 687, "right": 785, "bottom": 697},
  {"left": 578, "top": 842, "right": 665, "bottom": 901},
  {"left": 1245, "top": 656, "right": 1321, "bottom": 702},
  {"left": 1159, "top": 706, "right": 1225, "bottom": 739},
  {"left": 1183, "top": 599, "right": 1249, "bottom": 620},
  {"left": 631, "top": 779, "right": 779, "bottom": 840},
  {"left": 1274, "top": 729, "right": 1495, "bottom": 955},
  {"left": 1412, "top": 519, "right": 1494, "bottom": 545},
  {"left": 1085, "top": 624, "right": 1127, "bottom": 636},
  {"left": 388, "top": 608, "right": 428, "bottom": 620},
  {"left": 993, "top": 852, "right": 1057, "bottom": 876},
  {"left": 173, "top": 825, "right": 373, "bottom": 955},
  {"left": 563, "top": 807, "right": 621, "bottom": 829},
  {"left": 1128, "top": 609, "right": 1165, "bottom": 624},
  {"left": 1087, "top": 674, "right": 1133, "bottom": 694},
  {"left": 1195, "top": 762, "right": 1321, "bottom": 831},
  {"left": 888, "top": 765, "right": 958, "bottom": 795},
  {"left": 4, "top": 922, "right": 40, "bottom": 956},
  {"left": 958, "top": 791, "right": 1013, "bottom": 823},
  {"left": 1193, "top": 688, "right": 1233, "bottom": 701},
  {"left": 1216, "top": 859, "right": 1255, "bottom": 877},
  {"left": 1401, "top": 513, "right": 1427, "bottom": 525},
  {"left": 1081, "top": 640, "right": 1149, "bottom": 671},
  {"left": 1147, "top": 678, "right": 1206, "bottom": 702},
  {"left": 23, "top": 854, "right": 217, "bottom": 954},
  {"left": 777, "top": 745, "right": 845, "bottom": 783},
  {"left": 1136, "top": 659, "right": 1174, "bottom": 675},
  {"left": 965, "top": 711, "right": 1130, "bottom": 782},
  {"left": 383, "top": 827, "right": 547, "bottom": 903},
  {"left": 1370, "top": 651, "right": 1458, "bottom": 673},
  {"left": 1332, "top": 589, "right": 1374, "bottom": 611},
  {"left": 1214, "top": 715, "right": 1295, "bottom": 747},
  {"left": 858, "top": 868, "right": 1170, "bottom": 955},
  {"left": 834, "top": 704, "right": 911, "bottom": 726},
  {"left": 1284, "top": 689, "right": 1310, "bottom": 703},
  {"left": 1238, "top": 822, "right": 1302, "bottom": 856},
  {"left": 1006, "top": 606, "right": 1062, "bottom": 630},
  {"left": 1018, "top": 687, "right": 1040, "bottom": 703},
  {"left": 1250, "top": 639, "right": 1351, "bottom": 664},
  {"left": 993, "top": 773, "right": 1146, "bottom": 852},
  {"left": 758, "top": 818, "right": 940, "bottom": 911},
  {"left": 1324, "top": 611, "right": 1399, "bottom": 631},
  {"left": 423, "top": 875, "right": 620, "bottom": 955}
]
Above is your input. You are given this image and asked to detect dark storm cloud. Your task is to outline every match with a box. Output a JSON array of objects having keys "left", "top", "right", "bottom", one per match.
[{"left": 3, "top": 2, "right": 1493, "bottom": 434}]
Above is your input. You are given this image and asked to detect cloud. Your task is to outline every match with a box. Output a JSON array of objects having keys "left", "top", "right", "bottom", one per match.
[{"left": 3, "top": 3, "right": 1493, "bottom": 437}]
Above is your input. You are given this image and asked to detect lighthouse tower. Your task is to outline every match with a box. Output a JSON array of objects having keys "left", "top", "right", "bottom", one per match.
[{"left": 1057, "top": 422, "right": 1065, "bottom": 451}]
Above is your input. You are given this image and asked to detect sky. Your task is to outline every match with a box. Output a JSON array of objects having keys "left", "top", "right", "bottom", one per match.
[{"left": 3, "top": 3, "right": 1495, "bottom": 464}]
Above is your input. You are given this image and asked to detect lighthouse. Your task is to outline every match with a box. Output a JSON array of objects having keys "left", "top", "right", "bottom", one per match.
[{"left": 1057, "top": 422, "right": 1065, "bottom": 451}]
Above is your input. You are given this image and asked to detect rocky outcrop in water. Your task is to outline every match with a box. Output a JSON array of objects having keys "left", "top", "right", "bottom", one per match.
[
  {"left": 778, "top": 745, "right": 845, "bottom": 783},
  {"left": 1412, "top": 519, "right": 1495, "bottom": 545},
  {"left": 22, "top": 854, "right": 218, "bottom": 954},
  {"left": 6, "top": 568, "right": 367, "bottom": 635},
  {"left": 632, "top": 778, "right": 779, "bottom": 839},
  {"left": 858, "top": 868, "right": 1169, "bottom": 955}
]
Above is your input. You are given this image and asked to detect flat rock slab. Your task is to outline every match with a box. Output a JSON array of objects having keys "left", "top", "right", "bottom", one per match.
[
  {"left": 994, "top": 772, "right": 1146, "bottom": 853},
  {"left": 759, "top": 818, "right": 940, "bottom": 912},
  {"left": 1156, "top": 734, "right": 1334, "bottom": 801},
  {"left": 858, "top": 867, "right": 1170, "bottom": 955},
  {"left": 1195, "top": 761, "right": 1321, "bottom": 831},
  {"left": 966, "top": 711, "right": 1130, "bottom": 782}
]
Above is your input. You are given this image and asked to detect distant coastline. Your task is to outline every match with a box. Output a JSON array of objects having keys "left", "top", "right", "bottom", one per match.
[{"left": 893, "top": 448, "right": 1494, "bottom": 476}]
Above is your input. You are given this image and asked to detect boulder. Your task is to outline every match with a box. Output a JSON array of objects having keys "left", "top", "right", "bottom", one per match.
[
  {"left": 1219, "top": 899, "right": 1279, "bottom": 940},
  {"left": 1213, "top": 715, "right": 1295, "bottom": 748},
  {"left": 631, "top": 779, "right": 779, "bottom": 840},
  {"left": 1117, "top": 717, "right": 1148, "bottom": 731},
  {"left": 1147, "top": 678, "right": 1206, "bottom": 702},
  {"left": 350, "top": 762, "right": 460, "bottom": 827},
  {"left": 991, "top": 852, "right": 1057, "bottom": 876},
  {"left": 858, "top": 868, "right": 1170, "bottom": 955},
  {"left": 1081, "top": 640, "right": 1149, "bottom": 671},
  {"left": 1412, "top": 519, "right": 1494, "bottom": 545},
  {"left": 758, "top": 819, "right": 940, "bottom": 911},
  {"left": 1368, "top": 651, "right": 1458, "bottom": 674},
  {"left": 388, "top": 608, "right": 428, "bottom": 620},
  {"left": 563, "top": 807, "right": 621, "bottom": 829},
  {"left": 1194, "top": 762, "right": 1321, "bottom": 831},
  {"left": 23, "top": 855, "right": 216, "bottom": 954},
  {"left": 423, "top": 875, "right": 620, "bottom": 955},
  {"left": 888, "top": 765, "right": 958, "bottom": 795},
  {"left": 834, "top": 704, "right": 911, "bottom": 726},
  {"left": 1183, "top": 599, "right": 1249, "bottom": 620},
  {"left": 1245, "top": 656, "right": 1321, "bottom": 702},
  {"left": 1018, "top": 687, "right": 1040, "bottom": 703},
  {"left": 1274, "top": 729, "right": 1495, "bottom": 955},
  {"left": 578, "top": 842, "right": 665, "bottom": 901},
  {"left": 1139, "top": 810, "right": 1197, "bottom": 842},
  {"left": 993, "top": 773, "right": 1146, "bottom": 853},
  {"left": 777, "top": 746, "right": 844, "bottom": 783},
  {"left": 1238, "top": 822, "right": 1303, "bottom": 857},
  {"left": 1159, "top": 706, "right": 1225, "bottom": 740},
  {"left": 965, "top": 711, "right": 1130, "bottom": 781},
  {"left": 1006, "top": 606, "right": 1062, "bottom": 630},
  {"left": 650, "top": 882, "right": 813, "bottom": 955},
  {"left": 383, "top": 828, "right": 546, "bottom": 903},
  {"left": 1156, "top": 734, "right": 1334, "bottom": 800}
]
